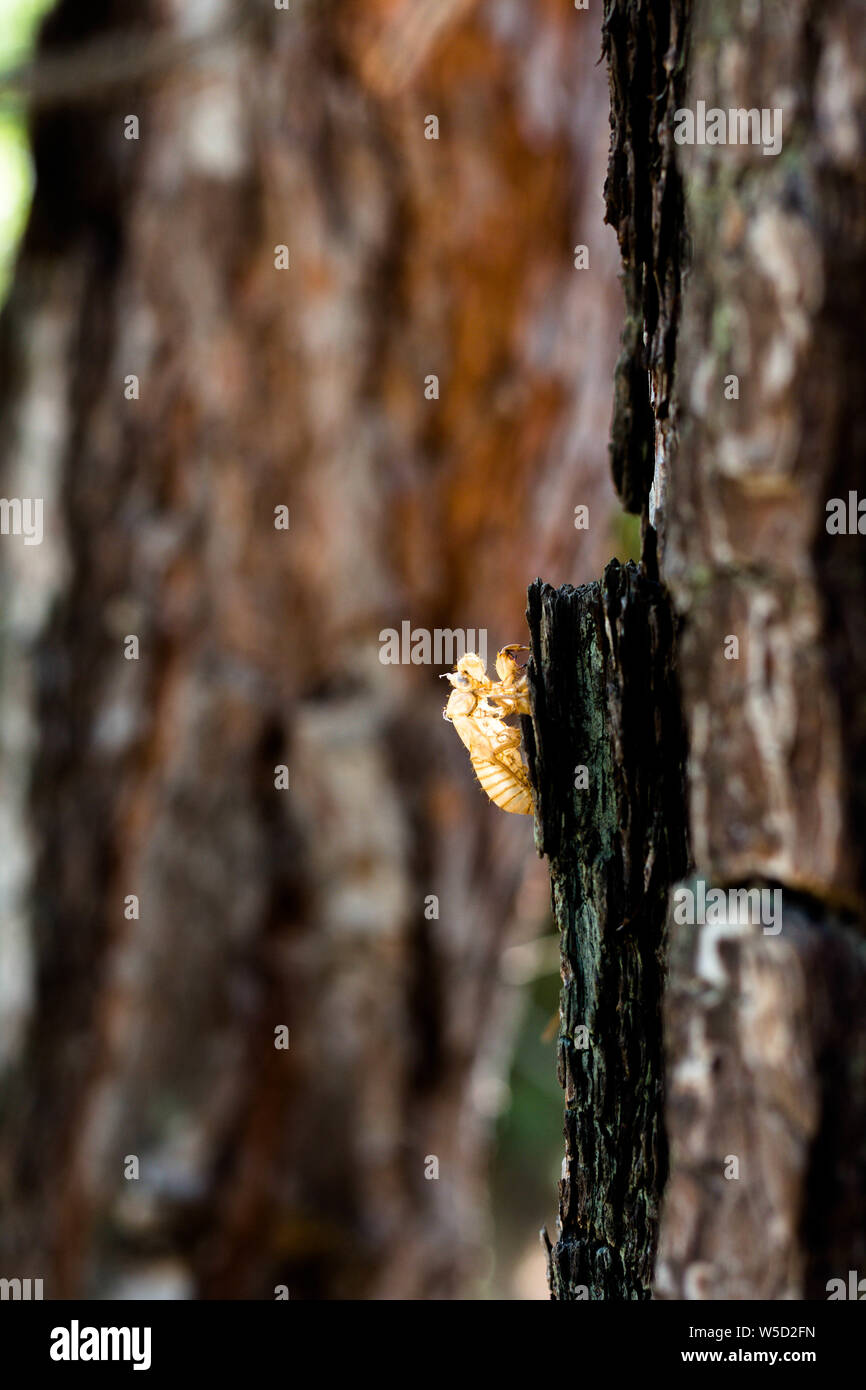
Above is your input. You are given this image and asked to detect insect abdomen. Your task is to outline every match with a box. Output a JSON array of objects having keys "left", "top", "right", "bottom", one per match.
[{"left": 470, "top": 752, "right": 532, "bottom": 815}]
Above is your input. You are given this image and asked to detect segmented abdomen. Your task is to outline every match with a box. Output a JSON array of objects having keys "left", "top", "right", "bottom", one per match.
[{"left": 469, "top": 750, "right": 533, "bottom": 815}]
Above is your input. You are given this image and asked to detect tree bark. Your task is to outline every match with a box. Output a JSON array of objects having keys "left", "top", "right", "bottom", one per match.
[
  {"left": 528, "top": 0, "right": 691, "bottom": 1302},
  {"left": 657, "top": 0, "right": 866, "bottom": 1301},
  {"left": 0, "top": 0, "right": 623, "bottom": 1299},
  {"left": 525, "top": 562, "right": 688, "bottom": 1299},
  {"left": 535, "top": 0, "right": 866, "bottom": 1301}
]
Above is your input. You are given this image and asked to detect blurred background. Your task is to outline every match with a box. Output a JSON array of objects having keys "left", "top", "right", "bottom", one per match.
[{"left": 0, "top": 0, "right": 631, "bottom": 1298}]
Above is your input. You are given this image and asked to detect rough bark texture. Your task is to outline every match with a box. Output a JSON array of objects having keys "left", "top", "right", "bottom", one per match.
[
  {"left": 656, "top": 888, "right": 866, "bottom": 1300},
  {"left": 666, "top": 0, "right": 866, "bottom": 898},
  {"left": 602, "top": 0, "right": 690, "bottom": 532},
  {"left": 656, "top": 0, "right": 866, "bottom": 1300},
  {"left": 523, "top": 0, "right": 692, "bottom": 1302},
  {"left": 537, "top": 0, "right": 866, "bottom": 1302},
  {"left": 525, "top": 562, "right": 688, "bottom": 1299},
  {"left": 0, "top": 0, "right": 623, "bottom": 1299}
]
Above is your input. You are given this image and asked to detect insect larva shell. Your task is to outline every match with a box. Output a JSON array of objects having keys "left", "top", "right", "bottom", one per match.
[{"left": 469, "top": 751, "right": 533, "bottom": 815}]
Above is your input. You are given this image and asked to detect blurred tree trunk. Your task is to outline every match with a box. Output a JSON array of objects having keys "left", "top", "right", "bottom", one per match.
[
  {"left": 0, "top": 2, "right": 624, "bottom": 1298},
  {"left": 535, "top": 0, "right": 866, "bottom": 1301}
]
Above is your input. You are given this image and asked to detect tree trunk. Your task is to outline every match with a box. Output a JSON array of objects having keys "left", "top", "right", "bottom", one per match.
[
  {"left": 657, "top": 0, "right": 866, "bottom": 1301},
  {"left": 0, "top": 1, "right": 623, "bottom": 1299},
  {"left": 534, "top": 0, "right": 866, "bottom": 1301}
]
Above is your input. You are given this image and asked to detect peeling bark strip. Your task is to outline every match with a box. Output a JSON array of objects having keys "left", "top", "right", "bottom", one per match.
[
  {"left": 517, "top": 0, "right": 691, "bottom": 1303},
  {"left": 602, "top": 0, "right": 690, "bottom": 525},
  {"left": 524, "top": 561, "right": 687, "bottom": 1300}
]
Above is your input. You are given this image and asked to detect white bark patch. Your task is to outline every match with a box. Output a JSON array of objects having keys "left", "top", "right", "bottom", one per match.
[
  {"left": 182, "top": 68, "right": 248, "bottom": 180},
  {"left": 747, "top": 208, "right": 824, "bottom": 349},
  {"left": 0, "top": 291, "right": 75, "bottom": 1062},
  {"left": 816, "top": 37, "right": 864, "bottom": 167}
]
